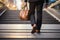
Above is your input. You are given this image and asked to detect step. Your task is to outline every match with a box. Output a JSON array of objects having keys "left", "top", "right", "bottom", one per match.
[
  {"left": 0, "top": 38, "right": 60, "bottom": 40},
  {"left": 0, "top": 18, "right": 57, "bottom": 21},
  {"left": 0, "top": 20, "right": 60, "bottom": 24},
  {"left": 0, "top": 33, "right": 60, "bottom": 38},
  {"left": 0, "top": 29, "right": 60, "bottom": 33},
  {"left": 0, "top": 24, "right": 60, "bottom": 29}
]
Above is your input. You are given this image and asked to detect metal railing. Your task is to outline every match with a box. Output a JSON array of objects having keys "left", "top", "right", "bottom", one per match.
[
  {"left": 43, "top": 0, "right": 60, "bottom": 22},
  {"left": 48, "top": 0, "right": 60, "bottom": 8}
]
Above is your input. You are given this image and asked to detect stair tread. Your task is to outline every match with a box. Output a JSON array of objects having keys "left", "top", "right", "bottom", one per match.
[
  {"left": 0, "top": 33, "right": 60, "bottom": 38},
  {"left": 0, "top": 10, "right": 60, "bottom": 24}
]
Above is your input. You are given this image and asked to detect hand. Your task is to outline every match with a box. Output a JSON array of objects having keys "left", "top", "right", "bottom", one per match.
[
  {"left": 22, "top": 2, "right": 27, "bottom": 7},
  {"left": 21, "top": 2, "right": 27, "bottom": 9},
  {"left": 45, "top": 4, "right": 48, "bottom": 8}
]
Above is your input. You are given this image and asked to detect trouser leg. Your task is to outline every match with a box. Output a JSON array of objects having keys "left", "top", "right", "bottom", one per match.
[
  {"left": 36, "top": 3, "right": 43, "bottom": 30},
  {"left": 29, "top": 2, "right": 36, "bottom": 26}
]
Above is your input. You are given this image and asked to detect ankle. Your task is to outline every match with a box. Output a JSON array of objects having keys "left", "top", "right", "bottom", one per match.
[{"left": 32, "top": 24, "right": 36, "bottom": 27}]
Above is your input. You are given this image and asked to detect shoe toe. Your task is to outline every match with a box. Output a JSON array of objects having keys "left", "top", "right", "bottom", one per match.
[{"left": 31, "top": 27, "right": 36, "bottom": 34}]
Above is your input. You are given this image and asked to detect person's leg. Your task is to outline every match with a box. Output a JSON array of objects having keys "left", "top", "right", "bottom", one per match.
[
  {"left": 29, "top": 2, "right": 36, "bottom": 27},
  {"left": 36, "top": 2, "right": 43, "bottom": 31},
  {"left": 29, "top": 2, "right": 36, "bottom": 34}
]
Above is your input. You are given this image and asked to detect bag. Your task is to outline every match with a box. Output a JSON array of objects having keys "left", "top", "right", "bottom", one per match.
[{"left": 19, "top": 6, "right": 29, "bottom": 20}]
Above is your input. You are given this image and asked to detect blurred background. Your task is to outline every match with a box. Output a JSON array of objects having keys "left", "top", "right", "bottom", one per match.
[{"left": 0, "top": 0, "right": 60, "bottom": 24}]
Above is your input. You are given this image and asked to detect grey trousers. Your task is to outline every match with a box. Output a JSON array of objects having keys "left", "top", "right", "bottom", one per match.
[{"left": 28, "top": 2, "right": 43, "bottom": 30}]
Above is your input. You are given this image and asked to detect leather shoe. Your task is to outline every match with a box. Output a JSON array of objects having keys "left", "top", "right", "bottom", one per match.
[
  {"left": 36, "top": 30, "right": 40, "bottom": 34},
  {"left": 31, "top": 27, "right": 36, "bottom": 34}
]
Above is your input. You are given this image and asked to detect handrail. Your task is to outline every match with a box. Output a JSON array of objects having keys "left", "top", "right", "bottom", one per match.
[
  {"left": 43, "top": 8, "right": 60, "bottom": 22},
  {"left": 48, "top": 0, "right": 60, "bottom": 8},
  {"left": 0, "top": 9, "right": 7, "bottom": 16}
]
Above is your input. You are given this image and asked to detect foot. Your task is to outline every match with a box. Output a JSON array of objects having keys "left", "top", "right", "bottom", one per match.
[
  {"left": 31, "top": 24, "right": 36, "bottom": 34},
  {"left": 31, "top": 27, "right": 36, "bottom": 34},
  {"left": 36, "top": 30, "right": 40, "bottom": 34},
  {"left": 32, "top": 24, "right": 36, "bottom": 27}
]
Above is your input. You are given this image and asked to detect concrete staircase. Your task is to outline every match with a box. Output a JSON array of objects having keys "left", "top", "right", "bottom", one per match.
[
  {"left": 0, "top": 24, "right": 60, "bottom": 40},
  {"left": 0, "top": 10, "right": 60, "bottom": 24}
]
